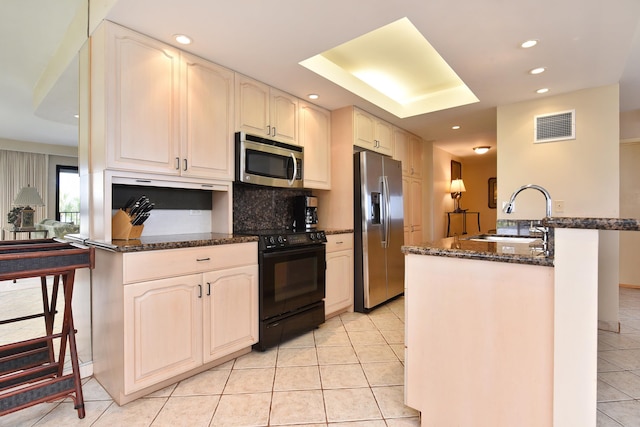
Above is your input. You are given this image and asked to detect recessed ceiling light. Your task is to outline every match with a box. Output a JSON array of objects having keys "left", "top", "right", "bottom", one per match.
[
  {"left": 521, "top": 40, "right": 538, "bottom": 48},
  {"left": 452, "top": 125, "right": 461, "bottom": 130},
  {"left": 174, "top": 34, "right": 192, "bottom": 45},
  {"left": 529, "top": 67, "right": 546, "bottom": 75},
  {"left": 536, "top": 88, "right": 550, "bottom": 94},
  {"left": 473, "top": 146, "right": 490, "bottom": 154},
  {"left": 308, "top": 94, "right": 319, "bottom": 100}
]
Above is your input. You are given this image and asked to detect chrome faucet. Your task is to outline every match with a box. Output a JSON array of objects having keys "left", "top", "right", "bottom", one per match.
[
  {"left": 503, "top": 184, "right": 552, "bottom": 256},
  {"left": 503, "top": 184, "right": 552, "bottom": 218}
]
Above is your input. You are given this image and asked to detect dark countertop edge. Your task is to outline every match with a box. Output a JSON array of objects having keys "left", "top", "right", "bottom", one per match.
[
  {"left": 402, "top": 245, "right": 554, "bottom": 267},
  {"left": 543, "top": 217, "right": 640, "bottom": 231},
  {"left": 324, "top": 228, "right": 354, "bottom": 235},
  {"left": 67, "top": 233, "right": 259, "bottom": 253}
]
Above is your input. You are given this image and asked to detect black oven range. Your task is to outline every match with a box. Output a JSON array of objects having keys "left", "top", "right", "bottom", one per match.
[{"left": 240, "top": 229, "right": 327, "bottom": 351}]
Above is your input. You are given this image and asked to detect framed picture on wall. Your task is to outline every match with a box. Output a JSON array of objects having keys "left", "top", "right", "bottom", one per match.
[
  {"left": 451, "top": 160, "right": 462, "bottom": 180},
  {"left": 488, "top": 177, "right": 497, "bottom": 209}
]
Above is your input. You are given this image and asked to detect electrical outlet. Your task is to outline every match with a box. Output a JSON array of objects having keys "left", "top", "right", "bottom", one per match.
[{"left": 554, "top": 200, "right": 565, "bottom": 214}]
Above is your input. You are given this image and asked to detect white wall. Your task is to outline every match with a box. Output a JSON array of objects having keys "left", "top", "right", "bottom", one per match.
[
  {"left": 620, "top": 141, "right": 640, "bottom": 286},
  {"left": 497, "top": 84, "right": 620, "bottom": 331}
]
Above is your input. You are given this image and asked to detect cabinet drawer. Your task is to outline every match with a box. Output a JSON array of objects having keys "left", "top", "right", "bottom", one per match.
[
  {"left": 123, "top": 242, "right": 257, "bottom": 284},
  {"left": 326, "top": 233, "right": 353, "bottom": 252}
]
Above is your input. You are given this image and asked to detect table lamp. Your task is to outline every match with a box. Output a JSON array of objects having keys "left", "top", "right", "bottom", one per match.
[
  {"left": 450, "top": 179, "right": 466, "bottom": 213},
  {"left": 13, "top": 185, "right": 45, "bottom": 228}
]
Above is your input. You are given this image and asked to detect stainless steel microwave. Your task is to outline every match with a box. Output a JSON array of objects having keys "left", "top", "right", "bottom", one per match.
[{"left": 235, "top": 132, "right": 303, "bottom": 188}]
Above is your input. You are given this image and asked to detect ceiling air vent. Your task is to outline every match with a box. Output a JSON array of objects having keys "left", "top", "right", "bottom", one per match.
[{"left": 534, "top": 110, "right": 575, "bottom": 143}]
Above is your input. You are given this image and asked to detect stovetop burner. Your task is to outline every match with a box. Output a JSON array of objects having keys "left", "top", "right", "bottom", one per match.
[{"left": 237, "top": 228, "right": 326, "bottom": 250}]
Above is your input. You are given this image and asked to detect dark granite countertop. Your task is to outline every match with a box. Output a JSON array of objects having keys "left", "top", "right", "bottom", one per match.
[
  {"left": 324, "top": 228, "right": 354, "bottom": 235},
  {"left": 402, "top": 236, "right": 553, "bottom": 267},
  {"left": 543, "top": 217, "right": 640, "bottom": 231},
  {"left": 66, "top": 233, "right": 258, "bottom": 253}
]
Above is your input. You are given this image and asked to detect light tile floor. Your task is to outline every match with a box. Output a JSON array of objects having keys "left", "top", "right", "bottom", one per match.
[
  {"left": 0, "top": 295, "right": 420, "bottom": 426},
  {"left": 597, "top": 287, "right": 640, "bottom": 426},
  {"left": 4, "top": 284, "right": 640, "bottom": 426}
]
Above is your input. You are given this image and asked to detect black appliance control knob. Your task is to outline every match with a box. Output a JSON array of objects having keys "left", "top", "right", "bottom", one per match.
[
  {"left": 277, "top": 236, "right": 285, "bottom": 244},
  {"left": 309, "top": 233, "right": 316, "bottom": 240},
  {"left": 268, "top": 236, "right": 276, "bottom": 245}
]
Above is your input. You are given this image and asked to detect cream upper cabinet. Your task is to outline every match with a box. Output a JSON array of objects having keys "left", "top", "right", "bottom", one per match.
[
  {"left": 325, "top": 233, "right": 354, "bottom": 318},
  {"left": 299, "top": 101, "right": 331, "bottom": 189},
  {"left": 393, "top": 128, "right": 423, "bottom": 179},
  {"left": 203, "top": 265, "right": 259, "bottom": 363},
  {"left": 403, "top": 176, "right": 423, "bottom": 245},
  {"left": 235, "top": 74, "right": 299, "bottom": 145},
  {"left": 354, "top": 107, "right": 393, "bottom": 156},
  {"left": 180, "top": 52, "right": 235, "bottom": 180},
  {"left": 93, "top": 21, "right": 234, "bottom": 180}
]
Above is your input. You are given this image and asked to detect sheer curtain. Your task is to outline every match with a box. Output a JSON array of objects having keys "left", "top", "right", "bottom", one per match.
[{"left": 0, "top": 150, "right": 49, "bottom": 230}]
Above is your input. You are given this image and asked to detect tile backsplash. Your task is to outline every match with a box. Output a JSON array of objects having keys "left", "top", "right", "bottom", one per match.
[{"left": 233, "top": 183, "right": 311, "bottom": 231}]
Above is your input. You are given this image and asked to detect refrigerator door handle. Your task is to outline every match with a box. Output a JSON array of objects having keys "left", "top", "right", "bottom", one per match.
[{"left": 381, "top": 176, "right": 390, "bottom": 248}]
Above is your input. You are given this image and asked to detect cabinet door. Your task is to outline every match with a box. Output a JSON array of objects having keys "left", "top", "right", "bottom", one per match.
[
  {"left": 393, "top": 128, "right": 411, "bottom": 176},
  {"left": 202, "top": 265, "right": 258, "bottom": 363},
  {"left": 325, "top": 249, "right": 354, "bottom": 318},
  {"left": 375, "top": 119, "right": 394, "bottom": 157},
  {"left": 409, "top": 134, "right": 424, "bottom": 179},
  {"left": 270, "top": 88, "right": 298, "bottom": 145},
  {"left": 181, "top": 53, "right": 235, "bottom": 180},
  {"left": 409, "top": 178, "right": 423, "bottom": 244},
  {"left": 300, "top": 101, "right": 331, "bottom": 189},
  {"left": 403, "top": 176, "right": 424, "bottom": 245},
  {"left": 124, "top": 274, "right": 203, "bottom": 394},
  {"left": 105, "top": 23, "right": 181, "bottom": 174},
  {"left": 235, "top": 74, "right": 270, "bottom": 137},
  {"left": 354, "top": 109, "right": 376, "bottom": 150}
]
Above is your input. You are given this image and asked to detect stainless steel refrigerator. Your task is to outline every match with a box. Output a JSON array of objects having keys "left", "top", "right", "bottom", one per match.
[{"left": 353, "top": 151, "right": 405, "bottom": 312}]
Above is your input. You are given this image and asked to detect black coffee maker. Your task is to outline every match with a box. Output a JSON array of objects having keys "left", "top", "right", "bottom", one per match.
[{"left": 294, "top": 196, "right": 318, "bottom": 230}]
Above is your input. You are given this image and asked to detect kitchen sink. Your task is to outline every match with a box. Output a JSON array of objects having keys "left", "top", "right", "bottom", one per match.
[{"left": 465, "top": 234, "right": 541, "bottom": 244}]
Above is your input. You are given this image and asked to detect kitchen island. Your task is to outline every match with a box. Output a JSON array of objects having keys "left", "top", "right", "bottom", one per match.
[{"left": 403, "top": 217, "right": 640, "bottom": 427}]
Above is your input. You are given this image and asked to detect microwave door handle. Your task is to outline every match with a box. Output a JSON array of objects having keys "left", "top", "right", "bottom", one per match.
[{"left": 287, "top": 153, "right": 297, "bottom": 186}]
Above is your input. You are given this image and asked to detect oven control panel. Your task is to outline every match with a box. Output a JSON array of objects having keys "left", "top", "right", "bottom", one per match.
[{"left": 260, "top": 230, "right": 326, "bottom": 250}]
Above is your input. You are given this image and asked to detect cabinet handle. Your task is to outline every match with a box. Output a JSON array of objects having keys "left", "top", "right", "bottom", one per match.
[
  {"left": 135, "top": 179, "right": 151, "bottom": 183},
  {"left": 175, "top": 157, "right": 180, "bottom": 170},
  {"left": 336, "top": 241, "right": 344, "bottom": 245},
  {"left": 272, "top": 127, "right": 276, "bottom": 137},
  {"left": 183, "top": 158, "right": 188, "bottom": 171},
  {"left": 207, "top": 282, "right": 211, "bottom": 296},
  {"left": 196, "top": 257, "right": 211, "bottom": 262},
  {"left": 198, "top": 284, "right": 202, "bottom": 298},
  {"left": 267, "top": 125, "right": 271, "bottom": 135}
]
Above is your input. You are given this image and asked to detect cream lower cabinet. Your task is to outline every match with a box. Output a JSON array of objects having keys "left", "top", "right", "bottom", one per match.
[
  {"left": 325, "top": 233, "right": 354, "bottom": 318},
  {"left": 93, "top": 242, "right": 258, "bottom": 404}
]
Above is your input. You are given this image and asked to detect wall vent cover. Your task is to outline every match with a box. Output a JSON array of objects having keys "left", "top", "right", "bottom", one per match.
[{"left": 534, "top": 110, "right": 575, "bottom": 143}]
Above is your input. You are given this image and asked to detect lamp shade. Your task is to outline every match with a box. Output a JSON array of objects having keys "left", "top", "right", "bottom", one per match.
[
  {"left": 450, "top": 179, "right": 466, "bottom": 193},
  {"left": 13, "top": 185, "right": 44, "bottom": 207}
]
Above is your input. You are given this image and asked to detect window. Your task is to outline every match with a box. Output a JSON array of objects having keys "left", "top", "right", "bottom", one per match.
[{"left": 56, "top": 166, "right": 80, "bottom": 224}]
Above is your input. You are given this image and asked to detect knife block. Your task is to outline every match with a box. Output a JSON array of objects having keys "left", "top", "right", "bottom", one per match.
[{"left": 112, "top": 209, "right": 144, "bottom": 240}]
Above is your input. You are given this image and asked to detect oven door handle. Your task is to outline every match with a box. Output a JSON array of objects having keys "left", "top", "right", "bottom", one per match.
[{"left": 287, "top": 153, "right": 298, "bottom": 186}]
